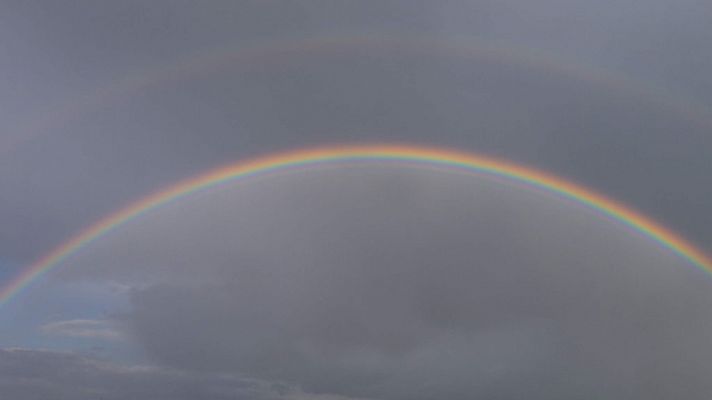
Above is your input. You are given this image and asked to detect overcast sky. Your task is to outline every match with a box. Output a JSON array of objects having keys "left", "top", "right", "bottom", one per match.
[{"left": 1, "top": 1, "right": 712, "bottom": 399}]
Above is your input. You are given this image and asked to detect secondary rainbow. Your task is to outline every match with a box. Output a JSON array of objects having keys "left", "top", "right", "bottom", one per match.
[
  {"left": 2, "top": 144, "right": 711, "bottom": 307},
  {"left": 7, "top": 34, "right": 712, "bottom": 154}
]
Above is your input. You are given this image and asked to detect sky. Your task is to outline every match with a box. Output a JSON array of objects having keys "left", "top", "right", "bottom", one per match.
[{"left": 1, "top": 1, "right": 712, "bottom": 399}]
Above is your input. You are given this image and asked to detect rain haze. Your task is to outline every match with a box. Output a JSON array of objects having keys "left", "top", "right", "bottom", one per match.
[{"left": 1, "top": 1, "right": 712, "bottom": 399}]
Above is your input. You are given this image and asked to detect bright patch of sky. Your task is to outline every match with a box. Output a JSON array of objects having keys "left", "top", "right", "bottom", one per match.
[{"left": 0, "top": 273, "right": 138, "bottom": 362}]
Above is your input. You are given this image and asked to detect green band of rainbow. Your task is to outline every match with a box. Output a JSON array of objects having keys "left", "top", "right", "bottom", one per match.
[{"left": 2, "top": 145, "right": 711, "bottom": 307}]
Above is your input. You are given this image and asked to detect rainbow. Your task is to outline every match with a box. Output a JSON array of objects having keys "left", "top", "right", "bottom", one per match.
[
  {"left": 6, "top": 34, "right": 712, "bottom": 154},
  {"left": 2, "top": 144, "right": 711, "bottom": 307}
]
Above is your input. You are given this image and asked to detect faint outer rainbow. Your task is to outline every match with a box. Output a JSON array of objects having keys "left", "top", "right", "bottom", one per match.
[
  {"left": 2, "top": 144, "right": 711, "bottom": 307},
  {"left": 7, "top": 34, "right": 712, "bottom": 154}
]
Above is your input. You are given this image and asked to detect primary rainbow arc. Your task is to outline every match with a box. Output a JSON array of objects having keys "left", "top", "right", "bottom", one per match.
[{"left": 2, "top": 144, "right": 711, "bottom": 307}]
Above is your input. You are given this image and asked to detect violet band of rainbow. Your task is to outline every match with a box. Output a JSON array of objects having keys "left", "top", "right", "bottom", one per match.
[{"left": 2, "top": 144, "right": 711, "bottom": 307}]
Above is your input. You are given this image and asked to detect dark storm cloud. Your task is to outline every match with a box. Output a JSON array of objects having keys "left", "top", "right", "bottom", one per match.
[
  {"left": 0, "top": 347, "right": 348, "bottom": 400},
  {"left": 53, "top": 168, "right": 712, "bottom": 398}
]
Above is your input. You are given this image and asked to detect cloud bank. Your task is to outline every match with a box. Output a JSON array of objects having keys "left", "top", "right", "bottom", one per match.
[
  {"left": 0, "top": 347, "right": 341, "bottom": 400},
  {"left": 47, "top": 167, "right": 712, "bottom": 398}
]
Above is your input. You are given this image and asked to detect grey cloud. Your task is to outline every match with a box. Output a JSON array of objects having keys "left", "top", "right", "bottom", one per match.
[{"left": 52, "top": 167, "right": 712, "bottom": 398}]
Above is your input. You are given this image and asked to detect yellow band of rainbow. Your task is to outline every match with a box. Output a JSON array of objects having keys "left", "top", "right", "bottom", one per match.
[{"left": 2, "top": 144, "right": 710, "bottom": 307}]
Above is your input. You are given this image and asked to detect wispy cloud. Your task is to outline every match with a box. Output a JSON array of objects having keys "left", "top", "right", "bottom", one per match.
[{"left": 41, "top": 319, "right": 125, "bottom": 341}]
